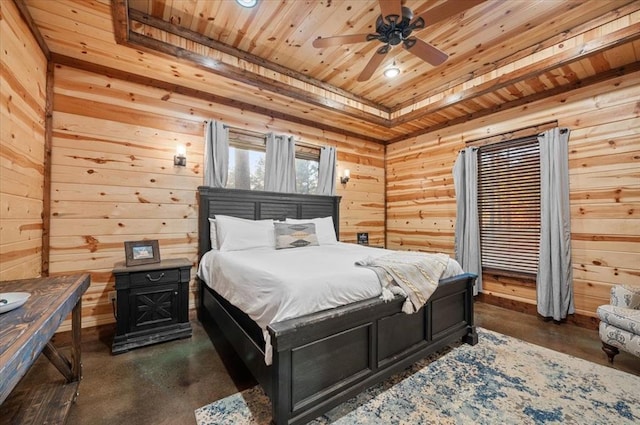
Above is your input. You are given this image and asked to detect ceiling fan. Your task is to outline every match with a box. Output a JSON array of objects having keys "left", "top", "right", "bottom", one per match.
[{"left": 312, "top": 0, "right": 485, "bottom": 82}]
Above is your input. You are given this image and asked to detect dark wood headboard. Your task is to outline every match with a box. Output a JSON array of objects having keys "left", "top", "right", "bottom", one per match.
[{"left": 197, "top": 187, "right": 341, "bottom": 258}]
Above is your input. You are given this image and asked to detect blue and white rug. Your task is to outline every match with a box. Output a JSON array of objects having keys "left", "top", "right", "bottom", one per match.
[{"left": 195, "top": 328, "right": 640, "bottom": 424}]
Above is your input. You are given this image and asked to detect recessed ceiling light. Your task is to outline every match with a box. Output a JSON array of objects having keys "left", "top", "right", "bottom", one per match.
[{"left": 236, "top": 0, "right": 258, "bottom": 8}]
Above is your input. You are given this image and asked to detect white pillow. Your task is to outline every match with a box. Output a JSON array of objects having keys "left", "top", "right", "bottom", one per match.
[
  {"left": 216, "top": 215, "right": 275, "bottom": 251},
  {"left": 208, "top": 218, "right": 218, "bottom": 250},
  {"left": 286, "top": 216, "right": 338, "bottom": 245}
]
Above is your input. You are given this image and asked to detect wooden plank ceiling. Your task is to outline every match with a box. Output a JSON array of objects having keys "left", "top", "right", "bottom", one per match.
[{"left": 24, "top": 0, "right": 640, "bottom": 144}]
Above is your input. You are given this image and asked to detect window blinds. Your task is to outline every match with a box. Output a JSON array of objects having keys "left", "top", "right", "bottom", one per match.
[{"left": 478, "top": 137, "right": 541, "bottom": 276}]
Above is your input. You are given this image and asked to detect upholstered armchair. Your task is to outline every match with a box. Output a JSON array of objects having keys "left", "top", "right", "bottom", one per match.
[{"left": 597, "top": 284, "right": 640, "bottom": 362}]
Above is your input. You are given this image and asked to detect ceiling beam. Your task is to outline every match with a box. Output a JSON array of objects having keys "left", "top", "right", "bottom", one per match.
[
  {"left": 111, "top": 0, "right": 129, "bottom": 44},
  {"left": 390, "top": 0, "right": 640, "bottom": 113},
  {"left": 390, "top": 23, "right": 640, "bottom": 126},
  {"left": 125, "top": 31, "right": 393, "bottom": 128},
  {"left": 50, "top": 53, "right": 386, "bottom": 145},
  {"left": 127, "top": 8, "right": 387, "bottom": 114},
  {"left": 386, "top": 61, "right": 640, "bottom": 144},
  {"left": 12, "top": 0, "right": 50, "bottom": 59},
  {"left": 112, "top": 1, "right": 392, "bottom": 128}
]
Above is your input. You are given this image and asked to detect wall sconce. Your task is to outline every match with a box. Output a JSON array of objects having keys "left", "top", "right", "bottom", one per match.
[
  {"left": 340, "top": 169, "right": 350, "bottom": 185},
  {"left": 174, "top": 145, "right": 187, "bottom": 167}
]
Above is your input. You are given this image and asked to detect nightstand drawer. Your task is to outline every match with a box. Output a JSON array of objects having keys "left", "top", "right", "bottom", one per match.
[{"left": 129, "top": 269, "right": 180, "bottom": 286}]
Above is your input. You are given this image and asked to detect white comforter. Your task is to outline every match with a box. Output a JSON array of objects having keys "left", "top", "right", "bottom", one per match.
[{"left": 197, "top": 243, "right": 463, "bottom": 364}]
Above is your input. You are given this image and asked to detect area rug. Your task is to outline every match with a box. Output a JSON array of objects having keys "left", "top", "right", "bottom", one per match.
[{"left": 195, "top": 328, "right": 639, "bottom": 424}]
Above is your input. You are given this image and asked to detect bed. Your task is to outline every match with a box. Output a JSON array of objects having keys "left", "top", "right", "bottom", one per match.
[{"left": 196, "top": 186, "right": 477, "bottom": 425}]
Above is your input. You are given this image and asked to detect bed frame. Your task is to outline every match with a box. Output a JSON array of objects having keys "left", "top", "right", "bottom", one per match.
[{"left": 196, "top": 186, "right": 477, "bottom": 425}]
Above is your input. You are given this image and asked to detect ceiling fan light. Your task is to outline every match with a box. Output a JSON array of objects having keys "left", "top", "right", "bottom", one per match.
[
  {"left": 384, "top": 66, "right": 400, "bottom": 78},
  {"left": 236, "top": 0, "right": 258, "bottom": 8}
]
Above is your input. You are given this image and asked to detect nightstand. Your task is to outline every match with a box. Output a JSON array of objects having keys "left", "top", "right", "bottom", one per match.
[{"left": 112, "top": 258, "right": 192, "bottom": 354}]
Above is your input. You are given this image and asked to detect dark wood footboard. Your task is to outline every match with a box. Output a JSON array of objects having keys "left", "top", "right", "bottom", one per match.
[
  {"left": 199, "top": 272, "right": 476, "bottom": 425},
  {"left": 267, "top": 272, "right": 476, "bottom": 425}
]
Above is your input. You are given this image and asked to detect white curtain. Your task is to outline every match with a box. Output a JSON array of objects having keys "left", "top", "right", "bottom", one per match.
[
  {"left": 204, "top": 120, "right": 229, "bottom": 188},
  {"left": 453, "top": 147, "right": 482, "bottom": 295},
  {"left": 264, "top": 133, "right": 296, "bottom": 193},
  {"left": 537, "top": 128, "right": 574, "bottom": 320},
  {"left": 317, "top": 146, "right": 337, "bottom": 195}
]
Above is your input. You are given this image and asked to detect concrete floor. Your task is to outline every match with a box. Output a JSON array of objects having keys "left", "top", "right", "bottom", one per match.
[{"left": 8, "top": 302, "right": 640, "bottom": 425}]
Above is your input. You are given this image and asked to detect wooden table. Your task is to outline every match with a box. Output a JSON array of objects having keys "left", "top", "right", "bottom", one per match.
[{"left": 0, "top": 274, "right": 90, "bottom": 424}]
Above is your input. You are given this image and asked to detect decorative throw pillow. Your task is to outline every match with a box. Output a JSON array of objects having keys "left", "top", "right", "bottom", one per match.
[
  {"left": 285, "top": 216, "right": 338, "bottom": 245},
  {"left": 274, "top": 222, "right": 319, "bottom": 249}
]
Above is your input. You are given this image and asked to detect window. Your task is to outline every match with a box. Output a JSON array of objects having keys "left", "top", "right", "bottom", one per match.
[
  {"left": 295, "top": 158, "right": 318, "bottom": 194},
  {"left": 228, "top": 147, "right": 265, "bottom": 190},
  {"left": 294, "top": 144, "right": 319, "bottom": 194},
  {"left": 478, "top": 136, "right": 540, "bottom": 278},
  {"left": 225, "top": 129, "right": 319, "bottom": 193}
]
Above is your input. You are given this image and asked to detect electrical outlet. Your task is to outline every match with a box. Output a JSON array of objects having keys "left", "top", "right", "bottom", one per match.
[{"left": 108, "top": 291, "right": 117, "bottom": 302}]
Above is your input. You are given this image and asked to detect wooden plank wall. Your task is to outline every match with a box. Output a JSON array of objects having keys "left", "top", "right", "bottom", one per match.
[
  {"left": 7, "top": 0, "right": 636, "bottom": 330},
  {"left": 0, "top": 1, "right": 47, "bottom": 280},
  {"left": 386, "top": 71, "right": 640, "bottom": 319},
  {"left": 49, "top": 65, "right": 385, "bottom": 329}
]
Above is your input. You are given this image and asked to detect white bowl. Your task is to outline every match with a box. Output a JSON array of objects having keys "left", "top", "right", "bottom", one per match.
[{"left": 0, "top": 292, "right": 31, "bottom": 313}]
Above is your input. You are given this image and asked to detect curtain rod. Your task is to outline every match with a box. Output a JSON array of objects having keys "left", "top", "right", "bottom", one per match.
[
  {"left": 545, "top": 128, "right": 569, "bottom": 135},
  {"left": 465, "top": 120, "right": 559, "bottom": 148},
  {"left": 202, "top": 121, "right": 259, "bottom": 135},
  {"left": 205, "top": 120, "right": 320, "bottom": 150}
]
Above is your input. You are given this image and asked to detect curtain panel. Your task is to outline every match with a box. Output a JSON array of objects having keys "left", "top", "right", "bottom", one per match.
[
  {"left": 453, "top": 147, "right": 482, "bottom": 295},
  {"left": 536, "top": 128, "right": 574, "bottom": 321},
  {"left": 204, "top": 120, "right": 229, "bottom": 188},
  {"left": 317, "top": 146, "right": 337, "bottom": 195},
  {"left": 264, "top": 133, "right": 296, "bottom": 193}
]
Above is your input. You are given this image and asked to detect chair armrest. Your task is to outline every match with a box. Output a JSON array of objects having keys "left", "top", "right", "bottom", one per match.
[{"left": 610, "top": 284, "right": 640, "bottom": 309}]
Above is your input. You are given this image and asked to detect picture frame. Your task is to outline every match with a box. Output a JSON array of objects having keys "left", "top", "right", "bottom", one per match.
[
  {"left": 357, "top": 232, "right": 369, "bottom": 245},
  {"left": 124, "top": 240, "right": 161, "bottom": 267}
]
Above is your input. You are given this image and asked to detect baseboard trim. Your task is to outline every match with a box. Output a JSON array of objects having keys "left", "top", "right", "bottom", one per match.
[{"left": 476, "top": 293, "right": 599, "bottom": 330}]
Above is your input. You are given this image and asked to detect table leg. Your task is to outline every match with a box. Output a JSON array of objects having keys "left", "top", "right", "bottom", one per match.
[
  {"left": 71, "top": 298, "right": 82, "bottom": 380},
  {"left": 41, "top": 299, "right": 83, "bottom": 383}
]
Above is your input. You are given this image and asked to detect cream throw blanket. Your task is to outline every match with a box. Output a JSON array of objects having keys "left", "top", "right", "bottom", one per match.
[{"left": 355, "top": 252, "right": 450, "bottom": 313}]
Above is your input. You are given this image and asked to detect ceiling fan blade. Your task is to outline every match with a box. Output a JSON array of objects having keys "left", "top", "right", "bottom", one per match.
[
  {"left": 312, "top": 33, "right": 370, "bottom": 48},
  {"left": 415, "top": 0, "right": 486, "bottom": 28},
  {"left": 404, "top": 38, "right": 448, "bottom": 66},
  {"left": 357, "top": 49, "right": 388, "bottom": 82},
  {"left": 379, "top": 0, "right": 402, "bottom": 24}
]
